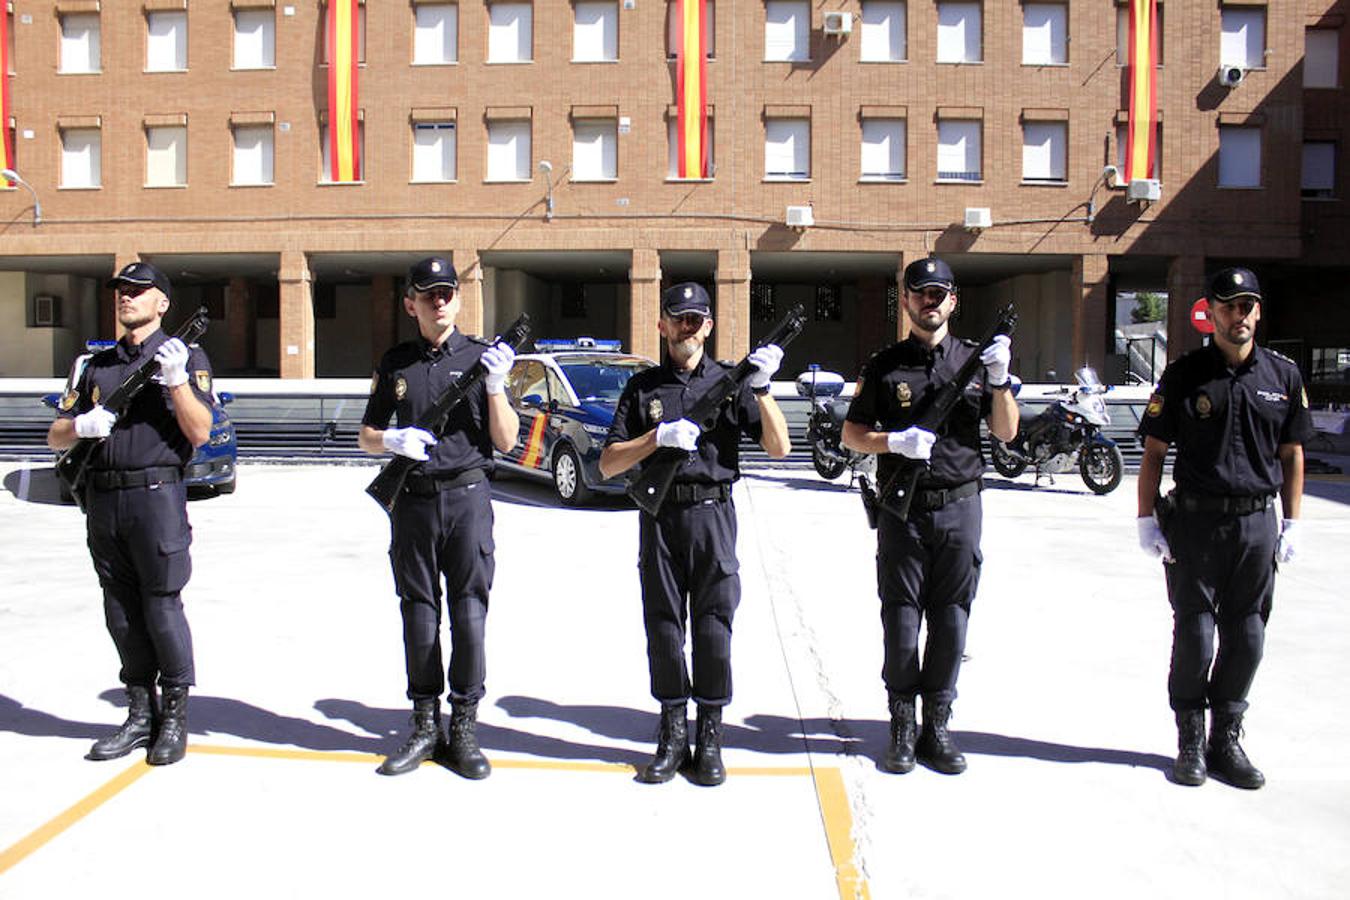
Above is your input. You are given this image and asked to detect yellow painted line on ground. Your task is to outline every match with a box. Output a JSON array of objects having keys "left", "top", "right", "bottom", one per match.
[
  {"left": 0, "top": 761, "right": 150, "bottom": 876},
  {"left": 813, "top": 766, "right": 872, "bottom": 900}
]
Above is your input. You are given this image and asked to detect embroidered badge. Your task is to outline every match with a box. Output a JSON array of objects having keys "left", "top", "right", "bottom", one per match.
[
  {"left": 1195, "top": 393, "right": 1213, "bottom": 418},
  {"left": 395, "top": 377, "right": 408, "bottom": 401},
  {"left": 92, "top": 385, "right": 101, "bottom": 405},
  {"left": 1145, "top": 393, "right": 1163, "bottom": 417},
  {"left": 896, "top": 382, "right": 913, "bottom": 407},
  {"left": 59, "top": 390, "right": 78, "bottom": 412},
  {"left": 648, "top": 398, "right": 664, "bottom": 422},
  {"left": 194, "top": 370, "right": 211, "bottom": 393}
]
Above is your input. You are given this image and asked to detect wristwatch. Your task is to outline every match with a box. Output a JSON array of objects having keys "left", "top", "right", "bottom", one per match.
[
  {"left": 751, "top": 384, "right": 772, "bottom": 396},
  {"left": 989, "top": 380, "right": 1012, "bottom": 391}
]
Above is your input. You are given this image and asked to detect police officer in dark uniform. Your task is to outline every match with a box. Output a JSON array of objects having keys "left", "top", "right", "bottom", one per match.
[
  {"left": 47, "top": 261, "right": 216, "bottom": 766},
  {"left": 1137, "top": 267, "right": 1312, "bottom": 790},
  {"left": 358, "top": 256, "right": 519, "bottom": 779},
  {"left": 599, "top": 283, "right": 790, "bottom": 786},
  {"left": 841, "top": 257, "right": 1017, "bottom": 776}
]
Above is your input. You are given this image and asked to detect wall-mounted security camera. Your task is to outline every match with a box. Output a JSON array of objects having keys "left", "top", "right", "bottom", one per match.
[
  {"left": 1218, "top": 65, "right": 1245, "bottom": 88},
  {"left": 1102, "top": 165, "right": 1122, "bottom": 189}
]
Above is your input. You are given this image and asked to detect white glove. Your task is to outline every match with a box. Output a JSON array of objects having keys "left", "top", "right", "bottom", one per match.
[
  {"left": 382, "top": 426, "right": 437, "bottom": 461},
  {"left": 481, "top": 342, "right": 515, "bottom": 395},
  {"left": 74, "top": 405, "right": 117, "bottom": 439},
  {"left": 656, "top": 419, "right": 701, "bottom": 451},
  {"left": 153, "top": 338, "right": 191, "bottom": 388},
  {"left": 1137, "top": 516, "right": 1174, "bottom": 563},
  {"left": 747, "top": 344, "right": 784, "bottom": 390},
  {"left": 887, "top": 426, "right": 937, "bottom": 460},
  {"left": 1275, "top": 518, "right": 1298, "bottom": 564},
  {"left": 980, "top": 335, "right": 1012, "bottom": 387}
]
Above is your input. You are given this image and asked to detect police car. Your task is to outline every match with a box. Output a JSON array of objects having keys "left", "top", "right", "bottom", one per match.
[
  {"left": 496, "top": 337, "right": 656, "bottom": 505},
  {"left": 41, "top": 340, "right": 238, "bottom": 498}
]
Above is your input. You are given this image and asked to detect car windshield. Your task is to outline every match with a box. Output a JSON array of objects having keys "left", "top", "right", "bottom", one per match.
[{"left": 558, "top": 357, "right": 653, "bottom": 402}]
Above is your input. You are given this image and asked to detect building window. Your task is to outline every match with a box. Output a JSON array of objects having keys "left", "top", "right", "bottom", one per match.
[
  {"left": 1218, "top": 126, "right": 1261, "bottom": 188},
  {"left": 860, "top": 118, "right": 905, "bottom": 181},
  {"left": 666, "top": 116, "right": 715, "bottom": 178},
  {"left": 1302, "top": 141, "right": 1336, "bottom": 199},
  {"left": 937, "top": 119, "right": 981, "bottom": 181},
  {"left": 815, "top": 284, "right": 841, "bottom": 322},
  {"left": 1022, "top": 3, "right": 1066, "bottom": 65},
  {"left": 860, "top": 2, "right": 906, "bottom": 62},
  {"left": 1220, "top": 6, "right": 1264, "bottom": 70},
  {"left": 487, "top": 119, "right": 531, "bottom": 181},
  {"left": 232, "top": 124, "right": 275, "bottom": 186},
  {"left": 886, "top": 282, "right": 899, "bottom": 323},
  {"left": 751, "top": 283, "right": 776, "bottom": 321},
  {"left": 936, "top": 2, "right": 980, "bottom": 64},
  {"left": 320, "top": 123, "right": 365, "bottom": 182},
  {"left": 488, "top": 3, "right": 532, "bottom": 63},
  {"left": 572, "top": 118, "right": 617, "bottom": 181},
  {"left": 666, "top": 1, "right": 715, "bottom": 59},
  {"left": 1305, "top": 29, "right": 1339, "bottom": 88},
  {"left": 234, "top": 9, "right": 276, "bottom": 69},
  {"left": 414, "top": 4, "right": 458, "bottom": 65},
  {"left": 1116, "top": 123, "right": 1164, "bottom": 177},
  {"left": 59, "top": 13, "right": 100, "bottom": 74},
  {"left": 412, "top": 122, "right": 457, "bottom": 182},
  {"left": 561, "top": 283, "right": 588, "bottom": 319},
  {"left": 574, "top": 2, "right": 617, "bottom": 62},
  {"left": 765, "top": 2, "right": 809, "bottom": 62},
  {"left": 1022, "top": 121, "right": 1066, "bottom": 183},
  {"left": 765, "top": 118, "right": 809, "bottom": 180},
  {"left": 1116, "top": 4, "right": 1164, "bottom": 66},
  {"left": 145, "top": 125, "right": 186, "bottom": 187},
  {"left": 146, "top": 11, "right": 187, "bottom": 72},
  {"left": 61, "top": 128, "right": 101, "bottom": 188},
  {"left": 321, "top": 5, "right": 366, "bottom": 64}
]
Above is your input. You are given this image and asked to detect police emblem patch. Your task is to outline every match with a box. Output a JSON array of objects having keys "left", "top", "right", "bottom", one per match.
[
  {"left": 1195, "top": 393, "right": 1213, "bottom": 418},
  {"left": 648, "top": 398, "right": 664, "bottom": 422},
  {"left": 195, "top": 370, "right": 211, "bottom": 393},
  {"left": 92, "top": 385, "right": 101, "bottom": 405},
  {"left": 395, "top": 377, "right": 408, "bottom": 401},
  {"left": 1145, "top": 393, "right": 1163, "bottom": 417},
  {"left": 59, "top": 391, "right": 78, "bottom": 412},
  {"left": 896, "top": 382, "right": 913, "bottom": 406}
]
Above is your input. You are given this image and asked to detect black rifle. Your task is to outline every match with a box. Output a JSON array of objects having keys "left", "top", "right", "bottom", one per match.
[
  {"left": 877, "top": 303, "right": 1018, "bottom": 521},
  {"left": 56, "top": 306, "right": 211, "bottom": 512},
  {"left": 628, "top": 304, "right": 808, "bottom": 516},
  {"left": 365, "top": 313, "right": 532, "bottom": 514}
]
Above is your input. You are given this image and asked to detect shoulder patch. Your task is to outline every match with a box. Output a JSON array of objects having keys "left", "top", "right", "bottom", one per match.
[
  {"left": 59, "top": 390, "right": 78, "bottom": 412},
  {"left": 194, "top": 370, "right": 211, "bottom": 393},
  {"left": 1145, "top": 393, "right": 1164, "bottom": 417},
  {"left": 1264, "top": 347, "right": 1297, "bottom": 367}
]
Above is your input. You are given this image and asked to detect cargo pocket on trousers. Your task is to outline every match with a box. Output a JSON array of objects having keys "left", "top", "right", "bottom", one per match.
[
  {"left": 153, "top": 533, "right": 193, "bottom": 595},
  {"left": 716, "top": 556, "right": 740, "bottom": 577}
]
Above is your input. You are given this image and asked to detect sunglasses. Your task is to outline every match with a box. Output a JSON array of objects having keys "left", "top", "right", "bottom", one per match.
[
  {"left": 417, "top": 286, "right": 458, "bottom": 303},
  {"left": 1215, "top": 298, "right": 1258, "bottom": 316},
  {"left": 912, "top": 287, "right": 952, "bottom": 303},
  {"left": 667, "top": 312, "right": 707, "bottom": 328},
  {"left": 116, "top": 283, "right": 152, "bottom": 298}
]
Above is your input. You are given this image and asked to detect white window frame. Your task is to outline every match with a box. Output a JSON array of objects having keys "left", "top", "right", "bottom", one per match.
[
  {"left": 860, "top": 117, "right": 906, "bottom": 181},
  {"left": 936, "top": 119, "right": 981, "bottom": 182},
  {"left": 1304, "top": 28, "right": 1339, "bottom": 88},
  {"left": 1022, "top": 3, "right": 1066, "bottom": 66},
  {"left": 573, "top": 2, "right": 617, "bottom": 63},
  {"left": 764, "top": 118, "right": 810, "bottom": 181},
  {"left": 412, "top": 121, "right": 457, "bottom": 183},
  {"left": 233, "top": 8, "right": 276, "bottom": 70},
  {"left": 231, "top": 124, "right": 275, "bottom": 186},
  {"left": 1301, "top": 141, "right": 1335, "bottom": 199},
  {"left": 666, "top": 1, "right": 715, "bottom": 59},
  {"left": 860, "top": 1, "right": 906, "bottom": 63},
  {"left": 146, "top": 10, "right": 188, "bottom": 73},
  {"left": 764, "top": 1, "right": 810, "bottom": 63},
  {"left": 1220, "top": 6, "right": 1265, "bottom": 70},
  {"left": 60, "top": 128, "right": 102, "bottom": 188},
  {"left": 59, "top": 13, "right": 101, "bottom": 74},
  {"left": 1218, "top": 126, "right": 1261, "bottom": 188},
  {"left": 572, "top": 118, "right": 617, "bottom": 181},
  {"left": 145, "top": 125, "right": 187, "bottom": 187},
  {"left": 320, "top": 122, "right": 366, "bottom": 183},
  {"left": 413, "top": 4, "right": 459, "bottom": 65},
  {"left": 486, "top": 119, "right": 532, "bottom": 181},
  {"left": 936, "top": 2, "right": 981, "bottom": 64},
  {"left": 322, "top": 5, "right": 367, "bottom": 64},
  {"left": 1021, "top": 121, "right": 1067, "bottom": 183},
  {"left": 666, "top": 117, "right": 715, "bottom": 179},
  {"left": 488, "top": 3, "right": 533, "bottom": 64}
]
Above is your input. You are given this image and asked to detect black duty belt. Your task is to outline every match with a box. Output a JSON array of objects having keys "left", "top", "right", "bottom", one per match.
[
  {"left": 667, "top": 482, "right": 732, "bottom": 505},
  {"left": 913, "top": 479, "right": 981, "bottom": 512},
  {"left": 1175, "top": 492, "right": 1271, "bottom": 515},
  {"left": 88, "top": 467, "right": 183, "bottom": 490},
  {"left": 402, "top": 468, "right": 486, "bottom": 495}
]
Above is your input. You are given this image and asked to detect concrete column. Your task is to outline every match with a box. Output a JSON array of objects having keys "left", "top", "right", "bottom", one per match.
[
  {"left": 278, "top": 251, "right": 314, "bottom": 379},
  {"left": 629, "top": 249, "right": 661, "bottom": 362},
  {"left": 225, "top": 277, "right": 251, "bottom": 373},
  {"left": 1167, "top": 255, "right": 1207, "bottom": 359},
  {"left": 369, "top": 274, "right": 396, "bottom": 367},
  {"left": 714, "top": 248, "right": 750, "bottom": 362},
  {"left": 453, "top": 250, "right": 484, "bottom": 337},
  {"left": 1072, "top": 253, "right": 1110, "bottom": 372}
]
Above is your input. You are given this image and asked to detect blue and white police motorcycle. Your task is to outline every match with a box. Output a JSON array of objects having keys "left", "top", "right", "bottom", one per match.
[{"left": 796, "top": 365, "right": 872, "bottom": 482}]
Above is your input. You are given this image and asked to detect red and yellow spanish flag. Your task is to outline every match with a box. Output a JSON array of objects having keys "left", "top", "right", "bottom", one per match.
[
  {"left": 326, "top": 0, "right": 361, "bottom": 182},
  {"left": 1, "top": 9, "right": 13, "bottom": 186},
  {"left": 1124, "top": 0, "right": 1159, "bottom": 182},
  {"left": 675, "top": 0, "right": 709, "bottom": 179}
]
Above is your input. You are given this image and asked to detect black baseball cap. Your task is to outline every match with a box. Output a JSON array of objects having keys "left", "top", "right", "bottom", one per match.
[
  {"left": 408, "top": 257, "right": 458, "bottom": 292},
  {"left": 904, "top": 257, "right": 956, "bottom": 292},
  {"left": 1208, "top": 267, "right": 1262, "bottom": 303},
  {"left": 107, "top": 261, "right": 172, "bottom": 300},
  {"left": 662, "top": 282, "right": 712, "bottom": 317}
]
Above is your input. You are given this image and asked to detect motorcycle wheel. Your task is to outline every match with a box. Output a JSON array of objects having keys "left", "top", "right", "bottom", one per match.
[
  {"left": 811, "top": 443, "right": 849, "bottom": 481},
  {"left": 1080, "top": 443, "right": 1124, "bottom": 495},
  {"left": 990, "top": 439, "right": 1028, "bottom": 478}
]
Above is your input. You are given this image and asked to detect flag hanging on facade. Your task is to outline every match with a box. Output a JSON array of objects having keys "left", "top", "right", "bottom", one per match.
[
  {"left": 1, "top": 9, "right": 13, "bottom": 186},
  {"left": 1125, "top": 0, "right": 1158, "bottom": 182},
  {"left": 675, "top": 0, "right": 709, "bottom": 179},
  {"left": 326, "top": 0, "right": 361, "bottom": 182}
]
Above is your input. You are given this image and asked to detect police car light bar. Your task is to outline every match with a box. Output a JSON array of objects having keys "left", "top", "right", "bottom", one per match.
[{"left": 534, "top": 337, "right": 623, "bottom": 352}]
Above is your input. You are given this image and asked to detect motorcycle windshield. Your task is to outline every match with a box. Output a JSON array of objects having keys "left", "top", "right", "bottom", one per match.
[{"left": 1074, "top": 367, "right": 1105, "bottom": 393}]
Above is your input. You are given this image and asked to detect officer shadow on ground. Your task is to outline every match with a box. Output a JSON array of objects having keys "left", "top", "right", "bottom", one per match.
[
  {"left": 3, "top": 466, "right": 71, "bottom": 506},
  {"left": 740, "top": 470, "right": 862, "bottom": 494},
  {"left": 488, "top": 473, "right": 635, "bottom": 512}
]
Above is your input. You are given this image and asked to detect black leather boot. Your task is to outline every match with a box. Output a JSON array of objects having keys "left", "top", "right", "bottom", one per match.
[
  {"left": 917, "top": 699, "right": 967, "bottom": 774},
  {"left": 691, "top": 705, "right": 726, "bottom": 787},
  {"left": 445, "top": 701, "right": 491, "bottom": 780},
  {"left": 1172, "top": 710, "right": 1207, "bottom": 786},
  {"left": 880, "top": 695, "right": 917, "bottom": 774},
  {"left": 147, "top": 686, "right": 189, "bottom": 766},
  {"left": 87, "top": 685, "right": 157, "bottom": 761},
  {"left": 638, "top": 703, "right": 690, "bottom": 784},
  {"left": 1207, "top": 712, "right": 1265, "bottom": 790},
  {"left": 377, "top": 699, "right": 442, "bottom": 776}
]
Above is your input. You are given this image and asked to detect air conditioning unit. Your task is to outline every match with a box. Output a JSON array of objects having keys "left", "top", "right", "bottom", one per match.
[
  {"left": 1126, "top": 178, "right": 1162, "bottom": 202},
  {"left": 785, "top": 205, "right": 814, "bottom": 228},
  {"left": 823, "top": 12, "right": 853, "bottom": 36},
  {"left": 963, "top": 207, "right": 992, "bottom": 230},
  {"left": 1218, "top": 65, "right": 1245, "bottom": 87}
]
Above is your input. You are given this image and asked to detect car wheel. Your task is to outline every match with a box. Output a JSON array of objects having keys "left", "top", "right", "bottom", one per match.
[{"left": 552, "top": 445, "right": 592, "bottom": 507}]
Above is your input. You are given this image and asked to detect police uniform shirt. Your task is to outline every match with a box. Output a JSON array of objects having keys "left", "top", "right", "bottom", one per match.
[
  {"left": 606, "top": 354, "right": 764, "bottom": 484},
  {"left": 1139, "top": 343, "right": 1315, "bottom": 497},
  {"left": 362, "top": 330, "right": 506, "bottom": 477},
  {"left": 846, "top": 334, "right": 992, "bottom": 489},
  {"left": 58, "top": 330, "right": 215, "bottom": 471}
]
